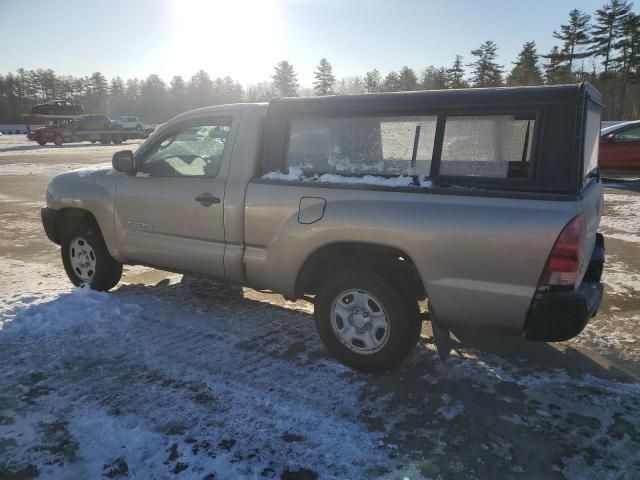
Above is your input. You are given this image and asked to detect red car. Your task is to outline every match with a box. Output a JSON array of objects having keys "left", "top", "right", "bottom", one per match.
[{"left": 599, "top": 120, "right": 640, "bottom": 173}]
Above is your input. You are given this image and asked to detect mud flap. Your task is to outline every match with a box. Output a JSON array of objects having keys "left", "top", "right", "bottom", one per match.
[{"left": 428, "top": 301, "right": 452, "bottom": 360}]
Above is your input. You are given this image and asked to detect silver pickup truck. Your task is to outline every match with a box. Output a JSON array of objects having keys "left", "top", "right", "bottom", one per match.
[{"left": 41, "top": 83, "right": 605, "bottom": 373}]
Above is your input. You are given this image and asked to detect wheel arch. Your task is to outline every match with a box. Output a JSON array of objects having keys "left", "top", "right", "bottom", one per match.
[
  {"left": 294, "top": 241, "right": 426, "bottom": 301},
  {"left": 54, "top": 208, "right": 101, "bottom": 244}
]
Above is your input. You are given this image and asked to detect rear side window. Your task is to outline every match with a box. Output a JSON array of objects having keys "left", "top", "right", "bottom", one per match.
[
  {"left": 439, "top": 115, "right": 535, "bottom": 179},
  {"left": 286, "top": 115, "right": 437, "bottom": 176},
  {"left": 583, "top": 101, "right": 601, "bottom": 184}
]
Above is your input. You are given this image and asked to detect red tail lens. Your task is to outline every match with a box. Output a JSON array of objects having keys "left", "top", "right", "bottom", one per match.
[{"left": 539, "top": 214, "right": 586, "bottom": 289}]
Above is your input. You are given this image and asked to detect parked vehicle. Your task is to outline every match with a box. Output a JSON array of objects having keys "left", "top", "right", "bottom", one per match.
[
  {"left": 111, "top": 116, "right": 144, "bottom": 131},
  {"left": 28, "top": 114, "right": 150, "bottom": 146},
  {"left": 41, "top": 84, "right": 605, "bottom": 373},
  {"left": 73, "top": 114, "right": 112, "bottom": 131},
  {"left": 31, "top": 99, "right": 83, "bottom": 115},
  {"left": 599, "top": 120, "right": 640, "bottom": 173}
]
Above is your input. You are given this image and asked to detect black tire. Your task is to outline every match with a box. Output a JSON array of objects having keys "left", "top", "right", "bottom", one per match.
[
  {"left": 53, "top": 134, "right": 63, "bottom": 146},
  {"left": 314, "top": 268, "right": 422, "bottom": 373},
  {"left": 100, "top": 134, "right": 111, "bottom": 144},
  {"left": 112, "top": 134, "right": 122, "bottom": 144},
  {"left": 60, "top": 220, "right": 122, "bottom": 291},
  {"left": 37, "top": 140, "right": 47, "bottom": 146}
]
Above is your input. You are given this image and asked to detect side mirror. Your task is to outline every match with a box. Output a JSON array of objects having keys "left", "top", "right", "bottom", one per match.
[
  {"left": 606, "top": 133, "right": 616, "bottom": 143},
  {"left": 112, "top": 150, "right": 134, "bottom": 174}
]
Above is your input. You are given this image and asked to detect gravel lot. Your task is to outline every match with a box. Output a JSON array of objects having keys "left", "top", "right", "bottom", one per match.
[{"left": 0, "top": 135, "right": 639, "bottom": 479}]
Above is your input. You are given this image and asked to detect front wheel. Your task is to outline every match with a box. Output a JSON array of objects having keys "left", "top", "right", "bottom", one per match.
[
  {"left": 314, "top": 268, "right": 422, "bottom": 373},
  {"left": 60, "top": 221, "right": 122, "bottom": 291},
  {"left": 53, "top": 134, "right": 63, "bottom": 146}
]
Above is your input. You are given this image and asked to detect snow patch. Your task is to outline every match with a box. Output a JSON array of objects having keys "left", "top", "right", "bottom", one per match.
[
  {"left": 600, "top": 193, "right": 640, "bottom": 243},
  {"left": 263, "top": 166, "right": 432, "bottom": 188}
]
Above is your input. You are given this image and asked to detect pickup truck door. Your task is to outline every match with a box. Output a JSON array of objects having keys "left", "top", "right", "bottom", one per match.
[{"left": 114, "top": 112, "right": 239, "bottom": 277}]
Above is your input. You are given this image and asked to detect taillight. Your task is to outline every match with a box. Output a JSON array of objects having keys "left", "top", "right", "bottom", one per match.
[{"left": 538, "top": 214, "right": 586, "bottom": 289}]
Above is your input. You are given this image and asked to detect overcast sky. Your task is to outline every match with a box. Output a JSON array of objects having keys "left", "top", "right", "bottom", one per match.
[{"left": 0, "top": 0, "right": 608, "bottom": 86}]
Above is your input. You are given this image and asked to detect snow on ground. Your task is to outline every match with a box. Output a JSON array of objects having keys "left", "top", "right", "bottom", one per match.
[
  {"left": 1, "top": 258, "right": 639, "bottom": 479},
  {"left": 601, "top": 193, "right": 640, "bottom": 244},
  {"left": 603, "top": 258, "right": 640, "bottom": 297},
  {"left": 0, "top": 135, "right": 144, "bottom": 160},
  {"left": 0, "top": 162, "right": 116, "bottom": 177}
]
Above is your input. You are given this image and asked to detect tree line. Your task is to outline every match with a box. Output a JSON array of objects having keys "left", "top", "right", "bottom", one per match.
[{"left": 1, "top": 0, "right": 638, "bottom": 123}]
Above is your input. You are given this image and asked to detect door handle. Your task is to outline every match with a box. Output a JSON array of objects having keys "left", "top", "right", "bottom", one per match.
[{"left": 195, "top": 193, "right": 221, "bottom": 206}]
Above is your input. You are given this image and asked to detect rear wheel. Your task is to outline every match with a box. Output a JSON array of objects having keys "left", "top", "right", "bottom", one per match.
[
  {"left": 99, "top": 134, "right": 111, "bottom": 144},
  {"left": 314, "top": 268, "right": 421, "bottom": 373},
  {"left": 60, "top": 221, "right": 122, "bottom": 291},
  {"left": 53, "top": 134, "right": 63, "bottom": 146},
  {"left": 37, "top": 140, "right": 47, "bottom": 146},
  {"left": 112, "top": 134, "right": 122, "bottom": 144}
]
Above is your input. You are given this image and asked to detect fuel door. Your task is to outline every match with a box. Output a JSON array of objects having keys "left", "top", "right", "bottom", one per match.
[{"left": 298, "top": 197, "right": 326, "bottom": 224}]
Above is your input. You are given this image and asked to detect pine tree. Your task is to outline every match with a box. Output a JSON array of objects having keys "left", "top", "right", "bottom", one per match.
[
  {"left": 382, "top": 71, "right": 400, "bottom": 92},
  {"left": 189, "top": 70, "right": 214, "bottom": 108},
  {"left": 365, "top": 69, "right": 382, "bottom": 93},
  {"left": 553, "top": 9, "right": 592, "bottom": 72},
  {"left": 334, "top": 76, "right": 366, "bottom": 95},
  {"left": 611, "top": 13, "right": 640, "bottom": 117},
  {"left": 272, "top": 61, "right": 299, "bottom": 97},
  {"left": 140, "top": 74, "right": 168, "bottom": 122},
  {"left": 86, "top": 72, "right": 108, "bottom": 112},
  {"left": 507, "top": 41, "right": 544, "bottom": 86},
  {"left": 468, "top": 41, "right": 504, "bottom": 87},
  {"left": 108, "top": 76, "right": 126, "bottom": 116},
  {"left": 169, "top": 75, "right": 186, "bottom": 116},
  {"left": 398, "top": 66, "right": 418, "bottom": 90},
  {"left": 590, "top": 0, "right": 633, "bottom": 73},
  {"left": 245, "top": 82, "right": 277, "bottom": 102},
  {"left": 544, "top": 46, "right": 575, "bottom": 84},
  {"left": 447, "top": 55, "right": 467, "bottom": 88},
  {"left": 421, "top": 66, "right": 448, "bottom": 89},
  {"left": 222, "top": 76, "right": 244, "bottom": 103},
  {"left": 313, "top": 58, "right": 336, "bottom": 95}
]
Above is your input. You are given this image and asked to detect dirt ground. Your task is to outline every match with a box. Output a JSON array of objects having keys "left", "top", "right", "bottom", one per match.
[{"left": 0, "top": 135, "right": 639, "bottom": 479}]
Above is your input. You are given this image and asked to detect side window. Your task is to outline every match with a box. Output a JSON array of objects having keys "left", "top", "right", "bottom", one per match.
[
  {"left": 140, "top": 120, "right": 231, "bottom": 178},
  {"left": 583, "top": 101, "right": 601, "bottom": 184},
  {"left": 616, "top": 126, "right": 640, "bottom": 141},
  {"left": 286, "top": 115, "right": 437, "bottom": 176},
  {"left": 439, "top": 115, "right": 535, "bottom": 179}
]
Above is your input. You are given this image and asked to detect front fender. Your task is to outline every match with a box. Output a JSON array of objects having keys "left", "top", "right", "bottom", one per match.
[{"left": 46, "top": 167, "right": 124, "bottom": 261}]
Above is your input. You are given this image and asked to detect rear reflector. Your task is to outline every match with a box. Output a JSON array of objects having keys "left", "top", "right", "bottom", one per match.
[{"left": 539, "top": 214, "right": 586, "bottom": 289}]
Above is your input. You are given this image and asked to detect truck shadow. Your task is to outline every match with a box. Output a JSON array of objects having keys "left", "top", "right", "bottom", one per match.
[{"left": 116, "top": 273, "right": 634, "bottom": 383}]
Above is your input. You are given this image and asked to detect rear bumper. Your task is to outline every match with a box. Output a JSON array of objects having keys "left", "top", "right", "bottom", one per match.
[
  {"left": 524, "top": 233, "right": 605, "bottom": 342},
  {"left": 41, "top": 207, "right": 61, "bottom": 244}
]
